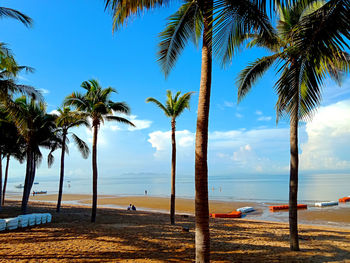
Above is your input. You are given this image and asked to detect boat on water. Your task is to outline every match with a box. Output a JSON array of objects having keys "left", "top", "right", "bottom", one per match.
[
  {"left": 15, "top": 184, "right": 24, "bottom": 189},
  {"left": 34, "top": 182, "right": 39, "bottom": 185},
  {"left": 315, "top": 201, "right": 338, "bottom": 207}
]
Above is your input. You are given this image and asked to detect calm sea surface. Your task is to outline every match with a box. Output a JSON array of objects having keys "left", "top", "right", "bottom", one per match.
[{"left": 7, "top": 173, "right": 350, "bottom": 203}]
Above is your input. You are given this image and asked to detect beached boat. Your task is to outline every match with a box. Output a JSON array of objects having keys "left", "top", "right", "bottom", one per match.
[
  {"left": 339, "top": 197, "right": 350, "bottom": 203},
  {"left": 210, "top": 211, "right": 242, "bottom": 218},
  {"left": 315, "top": 201, "right": 338, "bottom": 207},
  {"left": 236, "top": 206, "right": 255, "bottom": 213},
  {"left": 269, "top": 204, "right": 307, "bottom": 211}
]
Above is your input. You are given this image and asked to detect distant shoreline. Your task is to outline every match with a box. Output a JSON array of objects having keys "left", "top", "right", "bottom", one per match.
[{"left": 6, "top": 193, "right": 350, "bottom": 229}]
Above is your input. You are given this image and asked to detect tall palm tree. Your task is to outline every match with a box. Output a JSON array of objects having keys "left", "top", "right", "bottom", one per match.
[
  {"left": 146, "top": 90, "right": 193, "bottom": 225},
  {"left": 64, "top": 79, "right": 135, "bottom": 222},
  {"left": 8, "top": 96, "right": 60, "bottom": 213},
  {"left": 237, "top": 0, "right": 350, "bottom": 251},
  {"left": 104, "top": 0, "right": 273, "bottom": 261},
  {"left": 0, "top": 6, "right": 32, "bottom": 27},
  {"left": 54, "top": 107, "right": 90, "bottom": 213}
]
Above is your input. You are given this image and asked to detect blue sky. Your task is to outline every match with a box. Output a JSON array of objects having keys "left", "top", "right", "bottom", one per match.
[{"left": 2, "top": 0, "right": 350, "bottom": 183}]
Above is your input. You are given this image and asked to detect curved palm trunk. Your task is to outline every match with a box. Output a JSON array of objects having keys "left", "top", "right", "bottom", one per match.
[
  {"left": 2, "top": 154, "right": 10, "bottom": 205},
  {"left": 56, "top": 131, "right": 67, "bottom": 213},
  {"left": 289, "top": 105, "right": 299, "bottom": 251},
  {"left": 170, "top": 118, "right": 176, "bottom": 225},
  {"left": 22, "top": 149, "right": 35, "bottom": 214},
  {"left": 91, "top": 124, "right": 98, "bottom": 223},
  {"left": 195, "top": 3, "right": 213, "bottom": 262}
]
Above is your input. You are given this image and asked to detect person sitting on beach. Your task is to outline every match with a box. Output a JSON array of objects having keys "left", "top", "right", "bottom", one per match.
[
  {"left": 132, "top": 205, "right": 136, "bottom": 211},
  {"left": 127, "top": 204, "right": 132, "bottom": 210}
]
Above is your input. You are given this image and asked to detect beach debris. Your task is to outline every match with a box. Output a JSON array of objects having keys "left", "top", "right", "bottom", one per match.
[
  {"left": 269, "top": 204, "right": 307, "bottom": 211},
  {"left": 315, "top": 201, "right": 338, "bottom": 207},
  {"left": 210, "top": 211, "right": 242, "bottom": 218},
  {"left": 236, "top": 207, "right": 255, "bottom": 213},
  {"left": 339, "top": 197, "right": 350, "bottom": 203}
]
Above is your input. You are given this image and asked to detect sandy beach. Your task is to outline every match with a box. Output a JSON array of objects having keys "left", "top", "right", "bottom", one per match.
[
  {"left": 20, "top": 193, "right": 350, "bottom": 228},
  {"left": 1, "top": 199, "right": 350, "bottom": 262}
]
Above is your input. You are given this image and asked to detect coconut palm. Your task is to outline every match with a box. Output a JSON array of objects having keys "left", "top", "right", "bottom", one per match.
[
  {"left": 64, "top": 79, "right": 135, "bottom": 222},
  {"left": 0, "top": 43, "right": 40, "bottom": 102},
  {"left": 54, "top": 107, "right": 90, "bottom": 213},
  {"left": 0, "top": 6, "right": 32, "bottom": 27},
  {"left": 104, "top": 0, "right": 274, "bottom": 260},
  {"left": 7, "top": 96, "right": 60, "bottom": 213},
  {"left": 146, "top": 90, "right": 193, "bottom": 225},
  {"left": 237, "top": 0, "right": 350, "bottom": 250},
  {"left": 0, "top": 109, "right": 26, "bottom": 206}
]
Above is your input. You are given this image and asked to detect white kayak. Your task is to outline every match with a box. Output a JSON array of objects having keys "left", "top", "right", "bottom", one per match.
[
  {"left": 236, "top": 206, "right": 255, "bottom": 213},
  {"left": 315, "top": 201, "right": 338, "bottom": 207}
]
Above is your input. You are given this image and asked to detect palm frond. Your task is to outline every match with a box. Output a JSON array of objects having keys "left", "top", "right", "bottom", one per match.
[
  {"left": 146, "top": 97, "right": 170, "bottom": 117},
  {"left": 158, "top": 1, "right": 202, "bottom": 77},
  {"left": 0, "top": 7, "right": 32, "bottom": 27},
  {"left": 104, "top": 0, "right": 169, "bottom": 31},
  {"left": 105, "top": 115, "right": 135, "bottom": 127},
  {"left": 237, "top": 54, "right": 279, "bottom": 102},
  {"left": 71, "top": 133, "right": 90, "bottom": 159}
]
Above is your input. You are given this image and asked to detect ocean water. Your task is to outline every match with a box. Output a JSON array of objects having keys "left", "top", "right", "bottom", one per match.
[{"left": 6, "top": 172, "right": 350, "bottom": 204}]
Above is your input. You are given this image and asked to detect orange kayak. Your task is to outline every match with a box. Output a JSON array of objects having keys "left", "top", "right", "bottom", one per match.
[
  {"left": 210, "top": 211, "right": 242, "bottom": 218},
  {"left": 269, "top": 204, "right": 307, "bottom": 211},
  {"left": 339, "top": 197, "right": 350, "bottom": 203}
]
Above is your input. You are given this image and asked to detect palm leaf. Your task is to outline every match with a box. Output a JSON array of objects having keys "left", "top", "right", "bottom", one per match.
[{"left": 71, "top": 133, "right": 90, "bottom": 159}]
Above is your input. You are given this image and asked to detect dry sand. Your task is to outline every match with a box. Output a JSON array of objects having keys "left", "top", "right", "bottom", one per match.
[{"left": 1, "top": 199, "right": 350, "bottom": 262}]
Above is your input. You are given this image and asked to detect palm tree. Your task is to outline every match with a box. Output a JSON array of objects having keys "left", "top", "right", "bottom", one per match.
[
  {"left": 146, "top": 90, "right": 193, "bottom": 225},
  {"left": 104, "top": 0, "right": 273, "bottom": 261},
  {"left": 237, "top": 0, "right": 350, "bottom": 250},
  {"left": 8, "top": 96, "right": 60, "bottom": 213},
  {"left": 0, "top": 109, "right": 26, "bottom": 206},
  {"left": 64, "top": 79, "right": 135, "bottom": 222},
  {"left": 0, "top": 6, "right": 32, "bottom": 27},
  {"left": 54, "top": 107, "right": 90, "bottom": 213}
]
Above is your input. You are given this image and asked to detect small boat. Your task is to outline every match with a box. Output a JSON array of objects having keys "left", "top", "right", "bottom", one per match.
[
  {"left": 269, "top": 204, "right": 307, "bottom": 211},
  {"left": 34, "top": 182, "right": 39, "bottom": 185},
  {"left": 15, "top": 184, "right": 24, "bottom": 189},
  {"left": 339, "top": 197, "right": 350, "bottom": 203},
  {"left": 315, "top": 201, "right": 338, "bottom": 207},
  {"left": 210, "top": 211, "right": 242, "bottom": 218},
  {"left": 33, "top": 191, "right": 47, "bottom": 195},
  {"left": 236, "top": 206, "right": 255, "bottom": 213}
]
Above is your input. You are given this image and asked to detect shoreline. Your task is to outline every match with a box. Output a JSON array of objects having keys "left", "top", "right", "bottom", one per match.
[{"left": 6, "top": 193, "right": 350, "bottom": 229}]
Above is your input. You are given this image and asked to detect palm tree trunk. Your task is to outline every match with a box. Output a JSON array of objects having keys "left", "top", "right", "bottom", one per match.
[
  {"left": 195, "top": 2, "right": 213, "bottom": 262},
  {"left": 0, "top": 152, "right": 3, "bottom": 211},
  {"left": 170, "top": 118, "right": 176, "bottom": 225},
  {"left": 56, "top": 131, "right": 67, "bottom": 213},
  {"left": 91, "top": 124, "right": 99, "bottom": 223},
  {"left": 2, "top": 154, "right": 10, "bottom": 206},
  {"left": 22, "top": 149, "right": 33, "bottom": 214},
  {"left": 289, "top": 98, "right": 300, "bottom": 251}
]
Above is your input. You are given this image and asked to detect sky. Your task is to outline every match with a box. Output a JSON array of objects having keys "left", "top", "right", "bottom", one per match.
[{"left": 2, "top": 0, "right": 350, "bottom": 183}]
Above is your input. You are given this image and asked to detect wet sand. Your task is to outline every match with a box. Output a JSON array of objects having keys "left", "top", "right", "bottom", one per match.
[
  {"left": 0, "top": 200, "right": 350, "bottom": 262},
  {"left": 10, "top": 193, "right": 350, "bottom": 228}
]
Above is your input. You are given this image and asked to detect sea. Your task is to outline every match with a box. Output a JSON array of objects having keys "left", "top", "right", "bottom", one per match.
[{"left": 6, "top": 172, "right": 350, "bottom": 204}]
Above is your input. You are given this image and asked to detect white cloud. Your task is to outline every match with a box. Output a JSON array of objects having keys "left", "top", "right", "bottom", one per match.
[
  {"left": 255, "top": 110, "right": 263, "bottom": 115},
  {"left": 224, "top": 101, "right": 235, "bottom": 108},
  {"left": 148, "top": 130, "right": 194, "bottom": 156},
  {"left": 127, "top": 115, "right": 152, "bottom": 131},
  {"left": 258, "top": 116, "right": 272, "bottom": 121},
  {"left": 235, "top": 113, "right": 243, "bottom": 118},
  {"left": 300, "top": 99, "right": 350, "bottom": 170},
  {"left": 38, "top": 88, "right": 50, "bottom": 94}
]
